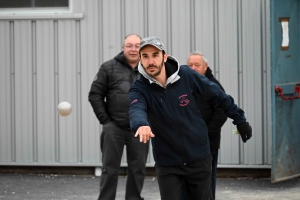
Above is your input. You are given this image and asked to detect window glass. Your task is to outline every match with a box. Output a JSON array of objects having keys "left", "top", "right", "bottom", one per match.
[{"left": 0, "top": 0, "right": 69, "bottom": 8}]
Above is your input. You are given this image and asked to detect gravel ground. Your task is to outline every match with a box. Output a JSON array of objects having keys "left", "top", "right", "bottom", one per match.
[{"left": 0, "top": 173, "right": 299, "bottom": 200}]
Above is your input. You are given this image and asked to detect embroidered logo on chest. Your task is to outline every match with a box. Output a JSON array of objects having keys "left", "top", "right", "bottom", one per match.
[{"left": 178, "top": 94, "right": 190, "bottom": 106}]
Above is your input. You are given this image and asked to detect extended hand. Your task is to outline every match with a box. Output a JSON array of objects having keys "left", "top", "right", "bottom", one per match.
[
  {"left": 237, "top": 122, "right": 252, "bottom": 143},
  {"left": 135, "top": 126, "right": 155, "bottom": 143}
]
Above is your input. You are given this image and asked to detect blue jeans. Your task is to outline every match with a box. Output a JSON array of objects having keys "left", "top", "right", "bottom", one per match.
[{"left": 181, "top": 151, "right": 218, "bottom": 200}]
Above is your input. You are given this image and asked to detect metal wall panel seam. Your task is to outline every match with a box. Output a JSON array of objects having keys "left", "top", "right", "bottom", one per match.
[
  {"left": 120, "top": 0, "right": 126, "bottom": 43},
  {"left": 76, "top": 20, "right": 83, "bottom": 163},
  {"left": 189, "top": 0, "right": 195, "bottom": 52},
  {"left": 31, "top": 20, "right": 38, "bottom": 163},
  {"left": 265, "top": 0, "right": 272, "bottom": 165},
  {"left": 143, "top": 0, "right": 148, "bottom": 37},
  {"left": 166, "top": 0, "right": 172, "bottom": 55},
  {"left": 260, "top": 0, "right": 267, "bottom": 165},
  {"left": 9, "top": 21, "right": 16, "bottom": 163},
  {"left": 98, "top": 0, "right": 103, "bottom": 68},
  {"left": 261, "top": 0, "right": 271, "bottom": 165},
  {"left": 254, "top": 0, "right": 264, "bottom": 164},
  {"left": 213, "top": 0, "right": 219, "bottom": 81},
  {"left": 237, "top": 0, "right": 244, "bottom": 164},
  {"left": 54, "top": 20, "right": 60, "bottom": 163}
]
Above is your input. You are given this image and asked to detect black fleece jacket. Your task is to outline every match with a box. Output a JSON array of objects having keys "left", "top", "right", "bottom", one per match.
[
  {"left": 196, "top": 67, "right": 228, "bottom": 150},
  {"left": 89, "top": 52, "right": 140, "bottom": 129}
]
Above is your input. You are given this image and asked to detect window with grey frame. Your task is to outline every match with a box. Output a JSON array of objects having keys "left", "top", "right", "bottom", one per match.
[{"left": 0, "top": 0, "right": 68, "bottom": 8}]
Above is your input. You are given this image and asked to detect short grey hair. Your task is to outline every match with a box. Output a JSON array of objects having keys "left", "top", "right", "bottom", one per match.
[
  {"left": 124, "top": 34, "right": 142, "bottom": 42},
  {"left": 187, "top": 51, "right": 208, "bottom": 64}
]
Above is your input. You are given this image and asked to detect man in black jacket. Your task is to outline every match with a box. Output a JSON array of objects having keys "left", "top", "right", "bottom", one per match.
[
  {"left": 89, "top": 34, "right": 149, "bottom": 200},
  {"left": 181, "top": 51, "right": 228, "bottom": 200}
]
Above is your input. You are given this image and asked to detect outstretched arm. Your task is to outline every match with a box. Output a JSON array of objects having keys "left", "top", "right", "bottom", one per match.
[
  {"left": 186, "top": 66, "right": 252, "bottom": 143},
  {"left": 129, "top": 87, "right": 154, "bottom": 143}
]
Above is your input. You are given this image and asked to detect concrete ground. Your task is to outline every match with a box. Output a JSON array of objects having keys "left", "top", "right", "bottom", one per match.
[{"left": 0, "top": 173, "right": 300, "bottom": 200}]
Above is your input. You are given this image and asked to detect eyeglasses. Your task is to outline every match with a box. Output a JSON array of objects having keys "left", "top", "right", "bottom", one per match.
[{"left": 124, "top": 44, "right": 140, "bottom": 50}]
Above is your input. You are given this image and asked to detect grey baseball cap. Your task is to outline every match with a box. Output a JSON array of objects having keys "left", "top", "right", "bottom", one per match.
[{"left": 139, "top": 36, "right": 165, "bottom": 52}]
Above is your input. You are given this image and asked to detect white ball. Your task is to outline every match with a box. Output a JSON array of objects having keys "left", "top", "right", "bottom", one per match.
[{"left": 57, "top": 101, "right": 72, "bottom": 116}]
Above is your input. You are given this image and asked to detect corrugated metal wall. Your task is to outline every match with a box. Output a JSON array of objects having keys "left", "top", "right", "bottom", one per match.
[{"left": 0, "top": 0, "right": 271, "bottom": 168}]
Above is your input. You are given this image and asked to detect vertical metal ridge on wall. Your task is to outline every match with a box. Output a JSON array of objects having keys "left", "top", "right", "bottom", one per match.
[
  {"left": 166, "top": 0, "right": 172, "bottom": 55},
  {"left": 31, "top": 20, "right": 38, "bottom": 163},
  {"left": 213, "top": 0, "right": 219, "bottom": 79},
  {"left": 143, "top": 0, "right": 149, "bottom": 36},
  {"left": 53, "top": 20, "right": 60, "bottom": 163},
  {"left": 260, "top": 0, "right": 266, "bottom": 165},
  {"left": 261, "top": 0, "right": 271, "bottom": 165},
  {"left": 120, "top": 0, "right": 125, "bottom": 42},
  {"left": 98, "top": 0, "right": 103, "bottom": 70},
  {"left": 237, "top": 0, "right": 244, "bottom": 164},
  {"left": 9, "top": 21, "right": 16, "bottom": 162},
  {"left": 266, "top": 0, "right": 271, "bottom": 165},
  {"left": 189, "top": 0, "right": 195, "bottom": 52},
  {"left": 76, "top": 20, "right": 82, "bottom": 163}
]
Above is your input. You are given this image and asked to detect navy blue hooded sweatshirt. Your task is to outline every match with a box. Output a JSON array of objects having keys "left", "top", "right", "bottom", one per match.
[{"left": 129, "top": 55, "right": 246, "bottom": 167}]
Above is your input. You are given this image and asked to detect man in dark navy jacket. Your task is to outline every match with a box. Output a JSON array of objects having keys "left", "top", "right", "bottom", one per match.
[
  {"left": 181, "top": 51, "right": 228, "bottom": 200},
  {"left": 129, "top": 36, "right": 252, "bottom": 200}
]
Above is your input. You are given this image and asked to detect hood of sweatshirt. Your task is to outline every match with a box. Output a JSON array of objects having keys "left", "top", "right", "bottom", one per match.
[{"left": 137, "top": 55, "right": 181, "bottom": 87}]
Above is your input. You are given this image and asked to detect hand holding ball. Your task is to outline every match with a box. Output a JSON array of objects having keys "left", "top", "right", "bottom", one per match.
[{"left": 57, "top": 102, "right": 72, "bottom": 116}]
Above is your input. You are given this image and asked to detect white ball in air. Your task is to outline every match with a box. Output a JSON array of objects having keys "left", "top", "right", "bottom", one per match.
[{"left": 57, "top": 101, "right": 72, "bottom": 116}]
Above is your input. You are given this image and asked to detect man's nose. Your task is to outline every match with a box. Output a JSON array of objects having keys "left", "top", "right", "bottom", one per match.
[{"left": 148, "top": 57, "right": 155, "bottom": 65}]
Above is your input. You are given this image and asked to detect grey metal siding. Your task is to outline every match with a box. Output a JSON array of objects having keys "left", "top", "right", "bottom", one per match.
[
  {"left": 0, "top": 0, "right": 271, "bottom": 168},
  {"left": 217, "top": 0, "right": 240, "bottom": 165}
]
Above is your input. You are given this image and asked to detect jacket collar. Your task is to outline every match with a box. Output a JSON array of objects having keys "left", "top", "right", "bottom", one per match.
[
  {"left": 114, "top": 51, "right": 139, "bottom": 70},
  {"left": 205, "top": 67, "right": 213, "bottom": 78}
]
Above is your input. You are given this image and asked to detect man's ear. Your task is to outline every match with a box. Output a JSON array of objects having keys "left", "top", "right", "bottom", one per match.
[{"left": 163, "top": 53, "right": 168, "bottom": 62}]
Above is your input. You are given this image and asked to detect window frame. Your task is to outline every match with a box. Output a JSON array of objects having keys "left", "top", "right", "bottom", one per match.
[{"left": 0, "top": 0, "right": 83, "bottom": 20}]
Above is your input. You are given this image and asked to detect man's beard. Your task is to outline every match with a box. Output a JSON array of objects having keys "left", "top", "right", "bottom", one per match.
[{"left": 144, "top": 58, "right": 164, "bottom": 77}]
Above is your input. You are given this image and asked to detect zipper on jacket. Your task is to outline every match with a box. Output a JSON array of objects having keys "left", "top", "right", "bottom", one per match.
[{"left": 130, "top": 69, "right": 139, "bottom": 85}]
